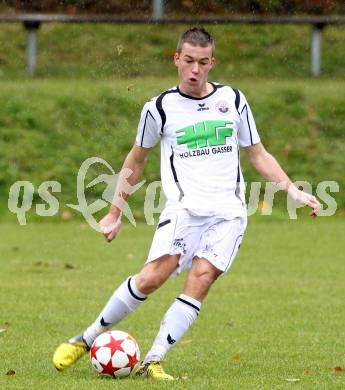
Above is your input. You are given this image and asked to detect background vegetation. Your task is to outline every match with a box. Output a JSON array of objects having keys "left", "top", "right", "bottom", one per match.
[
  {"left": 0, "top": 24, "right": 345, "bottom": 79},
  {"left": 1, "top": 0, "right": 345, "bottom": 15},
  {"left": 0, "top": 23, "right": 344, "bottom": 220},
  {"left": 0, "top": 78, "right": 344, "bottom": 221},
  {"left": 0, "top": 12, "right": 344, "bottom": 390}
]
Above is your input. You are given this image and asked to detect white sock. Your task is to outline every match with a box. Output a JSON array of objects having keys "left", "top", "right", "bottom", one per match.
[
  {"left": 81, "top": 275, "right": 147, "bottom": 347},
  {"left": 144, "top": 294, "right": 201, "bottom": 363}
]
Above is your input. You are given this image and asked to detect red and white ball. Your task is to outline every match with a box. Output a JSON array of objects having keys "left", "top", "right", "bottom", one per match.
[{"left": 90, "top": 330, "right": 140, "bottom": 378}]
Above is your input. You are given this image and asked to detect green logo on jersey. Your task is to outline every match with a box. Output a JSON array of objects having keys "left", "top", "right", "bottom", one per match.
[{"left": 176, "top": 120, "right": 233, "bottom": 150}]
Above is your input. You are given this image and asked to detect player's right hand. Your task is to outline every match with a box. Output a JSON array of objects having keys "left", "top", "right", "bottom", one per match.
[{"left": 99, "top": 213, "right": 122, "bottom": 242}]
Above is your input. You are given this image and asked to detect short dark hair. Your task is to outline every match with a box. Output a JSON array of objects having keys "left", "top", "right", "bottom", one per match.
[{"left": 176, "top": 27, "right": 215, "bottom": 55}]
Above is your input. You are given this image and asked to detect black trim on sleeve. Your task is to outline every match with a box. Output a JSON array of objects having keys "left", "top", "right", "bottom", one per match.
[
  {"left": 176, "top": 297, "right": 200, "bottom": 314},
  {"left": 127, "top": 277, "right": 147, "bottom": 301},
  {"left": 155, "top": 88, "right": 178, "bottom": 134},
  {"left": 232, "top": 88, "right": 241, "bottom": 114},
  {"left": 140, "top": 109, "right": 155, "bottom": 147},
  {"left": 157, "top": 219, "right": 171, "bottom": 229},
  {"left": 241, "top": 104, "right": 254, "bottom": 145}
]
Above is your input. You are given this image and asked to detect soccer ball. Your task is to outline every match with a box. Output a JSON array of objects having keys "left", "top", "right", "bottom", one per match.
[{"left": 90, "top": 330, "right": 140, "bottom": 378}]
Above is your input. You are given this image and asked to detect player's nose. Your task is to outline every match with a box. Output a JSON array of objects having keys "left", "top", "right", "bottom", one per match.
[{"left": 191, "top": 63, "right": 199, "bottom": 74}]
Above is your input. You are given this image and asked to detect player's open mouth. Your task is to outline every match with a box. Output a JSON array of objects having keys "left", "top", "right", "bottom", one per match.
[{"left": 189, "top": 77, "right": 198, "bottom": 83}]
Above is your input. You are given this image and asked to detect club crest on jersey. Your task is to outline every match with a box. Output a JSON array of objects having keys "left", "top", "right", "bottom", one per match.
[{"left": 215, "top": 100, "right": 230, "bottom": 115}]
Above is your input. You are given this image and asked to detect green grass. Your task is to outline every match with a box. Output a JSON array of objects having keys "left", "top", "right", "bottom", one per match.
[
  {"left": 0, "top": 218, "right": 345, "bottom": 389},
  {"left": 1, "top": 20, "right": 344, "bottom": 388},
  {"left": 0, "top": 23, "right": 345, "bottom": 79},
  {"left": 0, "top": 77, "right": 344, "bottom": 222}
]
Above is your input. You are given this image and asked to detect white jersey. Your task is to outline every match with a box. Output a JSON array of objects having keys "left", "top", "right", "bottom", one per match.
[{"left": 135, "top": 83, "right": 260, "bottom": 218}]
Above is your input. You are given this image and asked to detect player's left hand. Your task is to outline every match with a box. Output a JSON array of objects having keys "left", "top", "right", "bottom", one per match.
[
  {"left": 99, "top": 212, "right": 122, "bottom": 242},
  {"left": 288, "top": 187, "right": 321, "bottom": 218}
]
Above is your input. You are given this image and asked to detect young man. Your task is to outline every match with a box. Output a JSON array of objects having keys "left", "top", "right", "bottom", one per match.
[{"left": 53, "top": 27, "right": 320, "bottom": 380}]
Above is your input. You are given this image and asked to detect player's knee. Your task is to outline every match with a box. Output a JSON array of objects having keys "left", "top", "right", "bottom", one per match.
[
  {"left": 197, "top": 270, "right": 219, "bottom": 288},
  {"left": 184, "top": 271, "right": 217, "bottom": 301},
  {"left": 136, "top": 255, "right": 178, "bottom": 294},
  {"left": 192, "top": 260, "right": 221, "bottom": 285},
  {"left": 136, "top": 270, "right": 165, "bottom": 294},
  {"left": 187, "top": 271, "right": 213, "bottom": 293}
]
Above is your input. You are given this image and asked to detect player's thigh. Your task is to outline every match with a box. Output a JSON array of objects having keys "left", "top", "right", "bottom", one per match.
[
  {"left": 196, "top": 216, "right": 247, "bottom": 273},
  {"left": 136, "top": 254, "right": 180, "bottom": 294}
]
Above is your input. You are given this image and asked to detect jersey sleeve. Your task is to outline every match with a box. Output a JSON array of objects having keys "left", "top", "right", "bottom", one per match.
[
  {"left": 237, "top": 91, "right": 261, "bottom": 147},
  {"left": 135, "top": 100, "right": 161, "bottom": 148}
]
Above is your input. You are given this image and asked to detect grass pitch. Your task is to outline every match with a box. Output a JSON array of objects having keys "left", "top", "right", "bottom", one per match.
[
  {"left": 1, "top": 77, "right": 344, "bottom": 217},
  {"left": 0, "top": 217, "right": 344, "bottom": 389}
]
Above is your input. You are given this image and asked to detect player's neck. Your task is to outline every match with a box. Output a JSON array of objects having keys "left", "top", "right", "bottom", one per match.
[{"left": 178, "top": 82, "right": 214, "bottom": 98}]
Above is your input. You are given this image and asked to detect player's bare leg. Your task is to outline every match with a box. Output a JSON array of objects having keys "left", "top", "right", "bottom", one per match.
[
  {"left": 136, "top": 254, "right": 180, "bottom": 294},
  {"left": 182, "top": 257, "right": 222, "bottom": 301},
  {"left": 140, "top": 257, "right": 221, "bottom": 380},
  {"left": 53, "top": 255, "right": 179, "bottom": 371}
]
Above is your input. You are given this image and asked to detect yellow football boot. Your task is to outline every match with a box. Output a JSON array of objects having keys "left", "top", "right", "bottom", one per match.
[
  {"left": 136, "top": 361, "right": 174, "bottom": 381},
  {"left": 53, "top": 338, "right": 88, "bottom": 371}
]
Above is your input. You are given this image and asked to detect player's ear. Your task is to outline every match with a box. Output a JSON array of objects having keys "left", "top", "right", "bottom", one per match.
[
  {"left": 174, "top": 51, "right": 180, "bottom": 67},
  {"left": 210, "top": 56, "right": 216, "bottom": 69}
]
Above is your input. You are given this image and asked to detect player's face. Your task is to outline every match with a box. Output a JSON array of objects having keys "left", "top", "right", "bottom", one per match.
[{"left": 174, "top": 43, "right": 215, "bottom": 96}]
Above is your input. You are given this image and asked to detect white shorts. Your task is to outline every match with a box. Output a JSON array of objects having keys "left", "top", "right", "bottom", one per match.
[{"left": 146, "top": 208, "right": 247, "bottom": 275}]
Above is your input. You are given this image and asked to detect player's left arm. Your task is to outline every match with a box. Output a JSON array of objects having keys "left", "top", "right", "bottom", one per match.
[{"left": 245, "top": 142, "right": 321, "bottom": 217}]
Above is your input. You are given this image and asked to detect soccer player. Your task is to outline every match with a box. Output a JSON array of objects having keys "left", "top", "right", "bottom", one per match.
[{"left": 53, "top": 27, "right": 320, "bottom": 380}]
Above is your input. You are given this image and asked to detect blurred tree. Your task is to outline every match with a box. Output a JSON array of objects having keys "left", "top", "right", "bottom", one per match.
[{"left": 0, "top": 0, "right": 344, "bottom": 14}]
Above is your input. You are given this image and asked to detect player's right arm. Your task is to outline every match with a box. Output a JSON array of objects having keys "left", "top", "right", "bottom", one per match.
[
  {"left": 100, "top": 145, "right": 152, "bottom": 242},
  {"left": 100, "top": 98, "right": 161, "bottom": 242}
]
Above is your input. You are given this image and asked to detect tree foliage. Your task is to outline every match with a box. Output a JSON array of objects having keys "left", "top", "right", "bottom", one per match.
[{"left": 1, "top": 0, "right": 344, "bottom": 15}]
